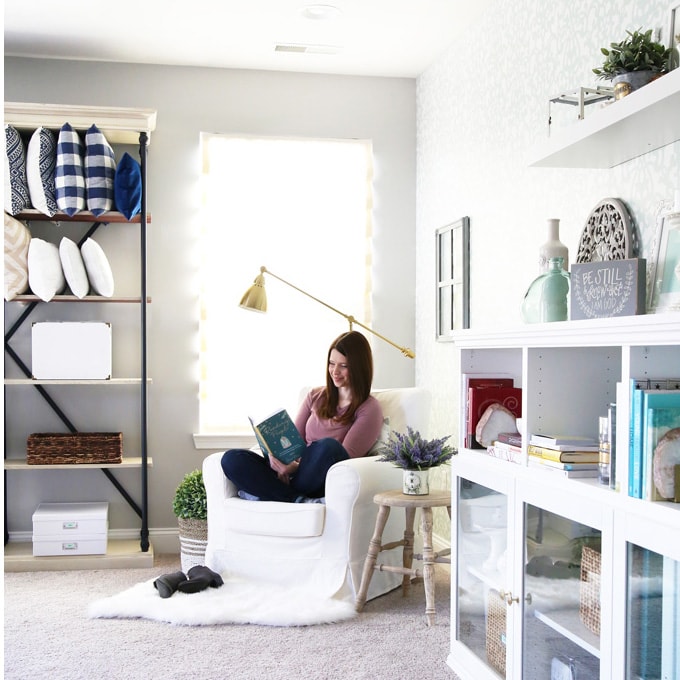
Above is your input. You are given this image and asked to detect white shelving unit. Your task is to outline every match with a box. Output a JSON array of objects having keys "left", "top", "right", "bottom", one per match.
[
  {"left": 3, "top": 103, "right": 156, "bottom": 571},
  {"left": 447, "top": 315, "right": 680, "bottom": 680},
  {"left": 529, "top": 67, "right": 680, "bottom": 168}
]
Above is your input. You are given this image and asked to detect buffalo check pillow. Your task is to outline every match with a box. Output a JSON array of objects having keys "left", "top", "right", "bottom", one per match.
[
  {"left": 55, "top": 122, "right": 86, "bottom": 216},
  {"left": 85, "top": 124, "right": 116, "bottom": 216}
]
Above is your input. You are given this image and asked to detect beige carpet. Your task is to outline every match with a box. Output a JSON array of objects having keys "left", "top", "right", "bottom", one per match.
[{"left": 4, "top": 554, "right": 455, "bottom": 680}]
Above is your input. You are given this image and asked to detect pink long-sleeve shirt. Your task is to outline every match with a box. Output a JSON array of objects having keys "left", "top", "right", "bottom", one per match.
[{"left": 294, "top": 387, "right": 383, "bottom": 458}]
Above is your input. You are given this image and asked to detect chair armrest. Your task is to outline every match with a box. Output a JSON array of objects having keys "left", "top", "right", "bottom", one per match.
[{"left": 203, "top": 451, "right": 238, "bottom": 504}]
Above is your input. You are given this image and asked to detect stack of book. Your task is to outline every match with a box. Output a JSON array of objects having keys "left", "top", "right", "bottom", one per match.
[
  {"left": 485, "top": 432, "right": 522, "bottom": 464},
  {"left": 628, "top": 378, "right": 680, "bottom": 501},
  {"left": 527, "top": 433, "right": 600, "bottom": 478}
]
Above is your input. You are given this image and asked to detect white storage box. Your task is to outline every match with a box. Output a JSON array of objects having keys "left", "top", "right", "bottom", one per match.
[
  {"left": 32, "top": 322, "right": 112, "bottom": 379},
  {"left": 32, "top": 502, "right": 109, "bottom": 556}
]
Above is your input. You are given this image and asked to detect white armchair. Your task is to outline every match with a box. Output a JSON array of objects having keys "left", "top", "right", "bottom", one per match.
[{"left": 202, "top": 387, "right": 431, "bottom": 602}]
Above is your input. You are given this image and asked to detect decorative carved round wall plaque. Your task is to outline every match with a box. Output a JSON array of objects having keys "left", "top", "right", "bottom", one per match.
[{"left": 576, "top": 198, "right": 638, "bottom": 263}]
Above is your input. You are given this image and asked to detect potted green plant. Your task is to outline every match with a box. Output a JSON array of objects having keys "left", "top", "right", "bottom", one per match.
[
  {"left": 173, "top": 469, "right": 208, "bottom": 571},
  {"left": 377, "top": 427, "right": 457, "bottom": 495},
  {"left": 593, "top": 28, "right": 676, "bottom": 99}
]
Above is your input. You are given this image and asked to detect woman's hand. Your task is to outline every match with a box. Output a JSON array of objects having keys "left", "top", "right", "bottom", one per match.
[{"left": 268, "top": 456, "right": 300, "bottom": 484}]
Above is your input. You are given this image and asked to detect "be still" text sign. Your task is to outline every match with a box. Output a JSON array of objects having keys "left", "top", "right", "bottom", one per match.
[{"left": 570, "top": 258, "right": 646, "bottom": 319}]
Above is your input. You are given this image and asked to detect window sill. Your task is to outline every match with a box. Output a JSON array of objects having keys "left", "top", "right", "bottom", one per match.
[{"left": 192, "top": 432, "right": 256, "bottom": 450}]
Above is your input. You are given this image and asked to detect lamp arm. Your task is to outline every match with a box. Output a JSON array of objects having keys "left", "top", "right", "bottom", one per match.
[
  {"left": 260, "top": 266, "right": 415, "bottom": 359},
  {"left": 262, "top": 267, "right": 352, "bottom": 327}
]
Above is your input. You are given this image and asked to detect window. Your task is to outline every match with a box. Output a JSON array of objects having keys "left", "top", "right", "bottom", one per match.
[{"left": 198, "top": 135, "right": 374, "bottom": 434}]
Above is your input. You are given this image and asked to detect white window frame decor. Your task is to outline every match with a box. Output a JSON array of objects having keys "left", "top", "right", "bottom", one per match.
[{"left": 435, "top": 216, "right": 470, "bottom": 339}]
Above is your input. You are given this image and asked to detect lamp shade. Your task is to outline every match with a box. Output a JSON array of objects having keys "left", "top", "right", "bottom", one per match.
[{"left": 239, "top": 273, "right": 267, "bottom": 312}]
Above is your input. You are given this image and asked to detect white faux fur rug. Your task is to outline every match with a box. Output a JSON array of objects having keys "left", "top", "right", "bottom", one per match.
[{"left": 88, "top": 576, "right": 356, "bottom": 627}]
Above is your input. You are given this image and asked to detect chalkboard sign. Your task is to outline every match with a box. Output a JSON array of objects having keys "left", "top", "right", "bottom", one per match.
[{"left": 570, "top": 258, "right": 646, "bottom": 320}]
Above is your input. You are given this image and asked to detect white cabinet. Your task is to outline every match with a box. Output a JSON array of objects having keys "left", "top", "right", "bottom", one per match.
[
  {"left": 3, "top": 103, "right": 156, "bottom": 570},
  {"left": 447, "top": 315, "right": 680, "bottom": 680}
]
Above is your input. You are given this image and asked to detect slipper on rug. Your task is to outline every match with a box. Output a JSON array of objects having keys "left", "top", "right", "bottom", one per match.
[{"left": 88, "top": 576, "right": 356, "bottom": 627}]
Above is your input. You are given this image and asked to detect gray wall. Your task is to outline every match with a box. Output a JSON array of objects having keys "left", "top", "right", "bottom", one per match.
[{"left": 4, "top": 59, "right": 416, "bottom": 543}]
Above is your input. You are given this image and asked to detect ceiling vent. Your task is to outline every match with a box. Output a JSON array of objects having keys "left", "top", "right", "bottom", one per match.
[{"left": 274, "top": 43, "right": 342, "bottom": 55}]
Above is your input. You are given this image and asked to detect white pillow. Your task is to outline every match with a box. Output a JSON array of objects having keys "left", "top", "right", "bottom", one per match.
[
  {"left": 81, "top": 238, "right": 114, "bottom": 297},
  {"left": 4, "top": 212, "right": 31, "bottom": 300},
  {"left": 27, "top": 238, "right": 65, "bottom": 301},
  {"left": 368, "top": 417, "right": 391, "bottom": 456},
  {"left": 59, "top": 237, "right": 89, "bottom": 298},
  {"left": 26, "top": 127, "right": 58, "bottom": 217}
]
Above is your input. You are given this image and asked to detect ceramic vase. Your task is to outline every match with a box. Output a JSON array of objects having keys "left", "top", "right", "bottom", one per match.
[
  {"left": 538, "top": 218, "right": 569, "bottom": 273},
  {"left": 402, "top": 469, "right": 430, "bottom": 495}
]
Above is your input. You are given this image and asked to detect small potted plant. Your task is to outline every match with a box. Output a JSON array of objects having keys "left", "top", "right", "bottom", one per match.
[
  {"left": 592, "top": 28, "right": 676, "bottom": 99},
  {"left": 377, "top": 426, "right": 457, "bottom": 495},
  {"left": 173, "top": 469, "right": 208, "bottom": 571}
]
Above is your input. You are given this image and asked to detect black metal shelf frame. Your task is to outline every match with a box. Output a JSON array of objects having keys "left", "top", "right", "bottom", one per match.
[{"left": 3, "top": 132, "right": 150, "bottom": 552}]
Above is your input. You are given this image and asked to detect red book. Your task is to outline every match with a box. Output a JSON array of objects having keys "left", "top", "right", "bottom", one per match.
[{"left": 467, "top": 386, "right": 522, "bottom": 449}]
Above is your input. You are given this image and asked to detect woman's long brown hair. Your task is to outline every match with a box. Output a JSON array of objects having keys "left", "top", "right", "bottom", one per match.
[{"left": 318, "top": 330, "right": 373, "bottom": 424}]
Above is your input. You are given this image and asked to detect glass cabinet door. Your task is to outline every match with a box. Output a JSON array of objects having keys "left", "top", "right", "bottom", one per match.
[
  {"left": 456, "top": 478, "right": 510, "bottom": 677},
  {"left": 522, "top": 504, "right": 601, "bottom": 680},
  {"left": 625, "top": 544, "right": 679, "bottom": 680}
]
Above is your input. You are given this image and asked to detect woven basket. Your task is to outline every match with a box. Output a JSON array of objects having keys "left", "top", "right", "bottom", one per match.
[
  {"left": 486, "top": 589, "right": 506, "bottom": 674},
  {"left": 26, "top": 432, "right": 122, "bottom": 465},
  {"left": 178, "top": 517, "right": 208, "bottom": 572},
  {"left": 579, "top": 546, "right": 601, "bottom": 635}
]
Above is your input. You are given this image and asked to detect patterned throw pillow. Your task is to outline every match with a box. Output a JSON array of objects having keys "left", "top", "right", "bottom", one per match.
[
  {"left": 59, "top": 237, "right": 89, "bottom": 298},
  {"left": 114, "top": 152, "right": 142, "bottom": 220},
  {"left": 55, "top": 122, "right": 86, "bottom": 216},
  {"left": 81, "top": 237, "right": 114, "bottom": 297},
  {"left": 85, "top": 124, "right": 116, "bottom": 216},
  {"left": 4, "top": 124, "right": 31, "bottom": 215},
  {"left": 27, "top": 238, "right": 65, "bottom": 302},
  {"left": 26, "top": 127, "right": 58, "bottom": 217},
  {"left": 4, "top": 212, "right": 31, "bottom": 301}
]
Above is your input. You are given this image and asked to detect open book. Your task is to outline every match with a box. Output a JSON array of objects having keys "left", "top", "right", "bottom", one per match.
[{"left": 249, "top": 409, "right": 306, "bottom": 464}]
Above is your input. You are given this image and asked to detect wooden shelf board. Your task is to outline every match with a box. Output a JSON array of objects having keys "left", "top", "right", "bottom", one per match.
[
  {"left": 7, "top": 295, "right": 151, "bottom": 303},
  {"left": 4, "top": 378, "right": 150, "bottom": 385},
  {"left": 13, "top": 209, "right": 151, "bottom": 224},
  {"left": 4, "top": 102, "right": 157, "bottom": 145},
  {"left": 4, "top": 457, "right": 153, "bottom": 470},
  {"left": 4, "top": 539, "right": 154, "bottom": 572}
]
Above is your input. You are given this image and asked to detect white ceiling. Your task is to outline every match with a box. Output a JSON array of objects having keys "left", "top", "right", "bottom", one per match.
[{"left": 4, "top": 0, "right": 494, "bottom": 78}]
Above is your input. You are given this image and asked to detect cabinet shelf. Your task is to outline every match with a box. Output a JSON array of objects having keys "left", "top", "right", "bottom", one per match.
[
  {"left": 5, "top": 378, "right": 150, "bottom": 385},
  {"left": 8, "top": 295, "right": 151, "bottom": 303},
  {"left": 534, "top": 608, "right": 600, "bottom": 657},
  {"left": 529, "top": 67, "right": 680, "bottom": 168}
]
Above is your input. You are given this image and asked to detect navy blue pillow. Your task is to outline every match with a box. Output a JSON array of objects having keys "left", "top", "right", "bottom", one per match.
[
  {"left": 114, "top": 152, "right": 142, "bottom": 220},
  {"left": 4, "top": 125, "right": 31, "bottom": 215}
]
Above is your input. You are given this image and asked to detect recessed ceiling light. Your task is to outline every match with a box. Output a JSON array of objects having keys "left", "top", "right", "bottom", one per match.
[{"left": 299, "top": 4, "right": 342, "bottom": 21}]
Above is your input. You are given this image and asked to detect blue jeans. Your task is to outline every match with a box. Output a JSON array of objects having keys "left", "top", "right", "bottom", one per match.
[{"left": 221, "top": 437, "right": 349, "bottom": 502}]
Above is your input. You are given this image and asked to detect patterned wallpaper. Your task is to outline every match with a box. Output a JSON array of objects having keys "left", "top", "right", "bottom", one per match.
[{"left": 416, "top": 0, "right": 679, "bottom": 544}]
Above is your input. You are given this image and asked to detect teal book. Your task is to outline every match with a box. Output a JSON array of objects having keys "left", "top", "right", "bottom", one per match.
[
  {"left": 249, "top": 409, "right": 306, "bottom": 464},
  {"left": 641, "top": 401, "right": 680, "bottom": 501}
]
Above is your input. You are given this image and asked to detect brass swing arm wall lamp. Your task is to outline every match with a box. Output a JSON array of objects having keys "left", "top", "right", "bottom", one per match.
[{"left": 239, "top": 266, "right": 415, "bottom": 359}]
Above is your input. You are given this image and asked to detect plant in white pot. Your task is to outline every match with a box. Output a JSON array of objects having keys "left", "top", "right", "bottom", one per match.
[
  {"left": 173, "top": 469, "right": 208, "bottom": 572},
  {"left": 377, "top": 427, "right": 457, "bottom": 495},
  {"left": 592, "top": 28, "right": 676, "bottom": 99}
]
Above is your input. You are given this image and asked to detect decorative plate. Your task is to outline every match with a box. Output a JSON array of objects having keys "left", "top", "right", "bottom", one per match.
[{"left": 576, "top": 198, "right": 638, "bottom": 263}]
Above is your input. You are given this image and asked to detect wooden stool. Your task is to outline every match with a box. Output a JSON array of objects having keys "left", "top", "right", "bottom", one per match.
[{"left": 355, "top": 489, "right": 451, "bottom": 626}]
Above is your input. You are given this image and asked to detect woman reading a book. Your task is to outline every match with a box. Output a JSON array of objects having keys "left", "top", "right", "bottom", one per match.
[{"left": 221, "top": 330, "right": 384, "bottom": 503}]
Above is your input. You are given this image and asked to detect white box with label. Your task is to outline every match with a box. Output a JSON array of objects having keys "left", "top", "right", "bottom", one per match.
[
  {"left": 32, "top": 502, "right": 109, "bottom": 556},
  {"left": 32, "top": 322, "right": 112, "bottom": 379}
]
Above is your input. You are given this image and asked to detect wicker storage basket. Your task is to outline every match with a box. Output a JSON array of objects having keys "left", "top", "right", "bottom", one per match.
[
  {"left": 178, "top": 517, "right": 208, "bottom": 572},
  {"left": 26, "top": 432, "right": 123, "bottom": 465},
  {"left": 486, "top": 589, "right": 506, "bottom": 674},
  {"left": 579, "top": 546, "right": 601, "bottom": 635}
]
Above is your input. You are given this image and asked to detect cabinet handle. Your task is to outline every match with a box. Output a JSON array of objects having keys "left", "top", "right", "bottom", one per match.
[{"left": 498, "top": 590, "right": 531, "bottom": 605}]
